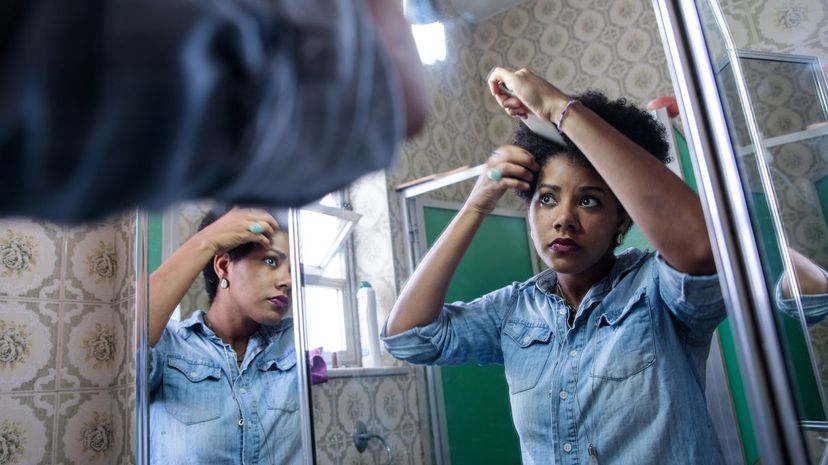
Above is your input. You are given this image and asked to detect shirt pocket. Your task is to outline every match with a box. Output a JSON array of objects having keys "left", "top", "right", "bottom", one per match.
[
  {"left": 502, "top": 319, "right": 554, "bottom": 394},
  {"left": 258, "top": 351, "right": 299, "bottom": 413},
  {"left": 163, "top": 356, "right": 223, "bottom": 425},
  {"left": 590, "top": 290, "right": 656, "bottom": 381}
]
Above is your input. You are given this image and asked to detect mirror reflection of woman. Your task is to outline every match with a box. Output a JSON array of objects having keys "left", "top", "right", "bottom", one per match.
[
  {"left": 384, "top": 67, "right": 728, "bottom": 464},
  {"left": 148, "top": 207, "right": 299, "bottom": 465},
  {"left": 777, "top": 247, "right": 828, "bottom": 324}
]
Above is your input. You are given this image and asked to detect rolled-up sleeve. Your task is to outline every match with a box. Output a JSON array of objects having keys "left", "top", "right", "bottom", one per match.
[
  {"left": 656, "top": 254, "right": 726, "bottom": 342},
  {"left": 774, "top": 269, "right": 828, "bottom": 325},
  {"left": 381, "top": 285, "right": 518, "bottom": 366}
]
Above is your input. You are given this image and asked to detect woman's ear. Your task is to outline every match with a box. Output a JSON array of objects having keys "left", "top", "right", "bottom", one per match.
[
  {"left": 214, "top": 253, "right": 231, "bottom": 279},
  {"left": 617, "top": 212, "right": 632, "bottom": 234}
]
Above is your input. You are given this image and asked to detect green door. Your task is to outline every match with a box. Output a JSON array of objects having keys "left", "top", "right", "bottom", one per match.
[{"left": 422, "top": 204, "right": 535, "bottom": 465}]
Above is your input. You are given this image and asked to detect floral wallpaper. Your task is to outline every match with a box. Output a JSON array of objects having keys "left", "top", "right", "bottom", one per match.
[{"left": 0, "top": 214, "right": 136, "bottom": 465}]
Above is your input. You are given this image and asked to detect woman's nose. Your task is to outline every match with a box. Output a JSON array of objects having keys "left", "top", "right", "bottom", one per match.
[
  {"left": 276, "top": 268, "right": 291, "bottom": 291},
  {"left": 553, "top": 205, "right": 578, "bottom": 231}
]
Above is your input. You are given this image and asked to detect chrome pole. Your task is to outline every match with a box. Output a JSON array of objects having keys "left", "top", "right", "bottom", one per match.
[
  {"left": 288, "top": 208, "right": 317, "bottom": 465},
  {"left": 652, "top": 0, "right": 809, "bottom": 463},
  {"left": 135, "top": 210, "right": 150, "bottom": 465}
]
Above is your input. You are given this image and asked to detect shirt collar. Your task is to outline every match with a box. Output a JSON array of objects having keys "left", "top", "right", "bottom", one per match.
[
  {"left": 176, "top": 310, "right": 294, "bottom": 341},
  {"left": 533, "top": 248, "right": 649, "bottom": 298}
]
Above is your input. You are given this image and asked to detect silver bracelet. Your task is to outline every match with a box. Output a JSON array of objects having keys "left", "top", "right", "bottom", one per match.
[{"left": 557, "top": 98, "right": 580, "bottom": 131}]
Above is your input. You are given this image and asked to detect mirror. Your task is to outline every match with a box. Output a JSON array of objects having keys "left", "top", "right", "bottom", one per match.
[
  {"left": 0, "top": 213, "right": 138, "bottom": 465},
  {"left": 695, "top": 0, "right": 828, "bottom": 462},
  {"left": 146, "top": 202, "right": 301, "bottom": 465},
  {"left": 298, "top": 1, "right": 741, "bottom": 464}
]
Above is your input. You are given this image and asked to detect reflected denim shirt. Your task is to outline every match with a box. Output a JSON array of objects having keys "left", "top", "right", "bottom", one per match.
[
  {"left": 775, "top": 268, "right": 828, "bottom": 325},
  {"left": 382, "top": 249, "right": 727, "bottom": 465},
  {"left": 150, "top": 311, "right": 300, "bottom": 465}
]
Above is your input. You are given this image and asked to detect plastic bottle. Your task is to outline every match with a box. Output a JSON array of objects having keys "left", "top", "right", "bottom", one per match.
[{"left": 356, "top": 281, "right": 382, "bottom": 368}]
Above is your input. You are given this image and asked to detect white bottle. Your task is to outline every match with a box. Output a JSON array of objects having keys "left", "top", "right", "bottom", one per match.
[{"left": 356, "top": 281, "right": 382, "bottom": 368}]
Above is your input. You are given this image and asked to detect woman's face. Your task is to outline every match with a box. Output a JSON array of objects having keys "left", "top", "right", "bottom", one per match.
[
  {"left": 528, "top": 155, "right": 630, "bottom": 281},
  {"left": 224, "top": 230, "right": 292, "bottom": 326}
]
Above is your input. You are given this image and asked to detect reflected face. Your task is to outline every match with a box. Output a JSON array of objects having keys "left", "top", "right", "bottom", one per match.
[
  {"left": 528, "top": 156, "right": 629, "bottom": 279},
  {"left": 225, "top": 230, "right": 292, "bottom": 326}
]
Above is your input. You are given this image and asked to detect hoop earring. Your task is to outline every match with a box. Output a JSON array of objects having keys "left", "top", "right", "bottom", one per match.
[
  {"left": 615, "top": 232, "right": 624, "bottom": 246},
  {"left": 219, "top": 278, "right": 230, "bottom": 289}
]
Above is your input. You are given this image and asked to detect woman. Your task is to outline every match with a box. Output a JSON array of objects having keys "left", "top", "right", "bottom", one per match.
[
  {"left": 148, "top": 207, "right": 299, "bottom": 465},
  {"left": 382, "top": 67, "right": 727, "bottom": 464}
]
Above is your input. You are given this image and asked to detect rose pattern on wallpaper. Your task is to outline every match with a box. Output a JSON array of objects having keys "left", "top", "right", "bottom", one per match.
[
  {"left": 0, "top": 231, "right": 36, "bottom": 278},
  {"left": 0, "top": 320, "right": 30, "bottom": 369},
  {"left": 0, "top": 420, "right": 24, "bottom": 465},
  {"left": 79, "top": 411, "right": 114, "bottom": 458},
  {"left": 87, "top": 241, "right": 117, "bottom": 284},
  {"left": 1, "top": 214, "right": 134, "bottom": 464},
  {"left": 83, "top": 323, "right": 116, "bottom": 368}
]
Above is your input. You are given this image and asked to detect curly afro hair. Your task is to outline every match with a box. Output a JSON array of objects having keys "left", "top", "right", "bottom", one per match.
[{"left": 512, "top": 90, "right": 671, "bottom": 203}]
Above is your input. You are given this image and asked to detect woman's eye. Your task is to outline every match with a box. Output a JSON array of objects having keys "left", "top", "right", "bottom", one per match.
[
  {"left": 264, "top": 257, "right": 278, "bottom": 267},
  {"left": 580, "top": 197, "right": 599, "bottom": 208},
  {"left": 539, "top": 194, "right": 555, "bottom": 205}
]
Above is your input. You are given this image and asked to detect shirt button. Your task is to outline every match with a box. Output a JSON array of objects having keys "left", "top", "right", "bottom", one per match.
[
  {"left": 559, "top": 308, "right": 566, "bottom": 316},
  {"left": 189, "top": 371, "right": 198, "bottom": 378},
  {"left": 563, "top": 443, "right": 572, "bottom": 453},
  {"left": 240, "top": 388, "right": 247, "bottom": 394},
  {"left": 559, "top": 390, "right": 568, "bottom": 400},
  {"left": 569, "top": 350, "right": 578, "bottom": 357},
  {"left": 238, "top": 418, "right": 245, "bottom": 427}
]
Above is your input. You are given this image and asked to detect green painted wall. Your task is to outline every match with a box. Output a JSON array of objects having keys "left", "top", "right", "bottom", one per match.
[
  {"left": 148, "top": 214, "right": 163, "bottom": 273},
  {"left": 423, "top": 207, "right": 533, "bottom": 465},
  {"left": 817, "top": 176, "right": 828, "bottom": 226}
]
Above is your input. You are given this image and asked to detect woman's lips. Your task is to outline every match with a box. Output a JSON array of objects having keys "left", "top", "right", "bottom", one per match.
[
  {"left": 268, "top": 295, "right": 289, "bottom": 309},
  {"left": 549, "top": 239, "right": 581, "bottom": 254}
]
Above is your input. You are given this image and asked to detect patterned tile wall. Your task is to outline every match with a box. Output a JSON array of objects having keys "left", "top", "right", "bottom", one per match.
[
  {"left": 0, "top": 214, "right": 136, "bottom": 465},
  {"left": 312, "top": 370, "right": 425, "bottom": 465}
]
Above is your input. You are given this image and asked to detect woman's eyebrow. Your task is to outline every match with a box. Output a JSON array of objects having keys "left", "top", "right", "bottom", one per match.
[
  {"left": 536, "top": 184, "right": 607, "bottom": 195},
  {"left": 578, "top": 186, "right": 608, "bottom": 195},
  {"left": 267, "top": 248, "right": 288, "bottom": 260}
]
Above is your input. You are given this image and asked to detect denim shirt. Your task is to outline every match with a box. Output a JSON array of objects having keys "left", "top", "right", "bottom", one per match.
[
  {"left": 382, "top": 249, "right": 728, "bottom": 465},
  {"left": 775, "top": 268, "right": 828, "bottom": 325},
  {"left": 150, "top": 311, "right": 300, "bottom": 465}
]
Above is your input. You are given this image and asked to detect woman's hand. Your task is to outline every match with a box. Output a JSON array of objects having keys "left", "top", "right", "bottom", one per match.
[
  {"left": 464, "top": 146, "right": 539, "bottom": 215},
  {"left": 487, "top": 67, "right": 569, "bottom": 123},
  {"left": 194, "top": 207, "right": 280, "bottom": 255}
]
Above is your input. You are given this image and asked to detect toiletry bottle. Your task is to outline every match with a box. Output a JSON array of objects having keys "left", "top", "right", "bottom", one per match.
[{"left": 356, "top": 281, "right": 382, "bottom": 367}]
